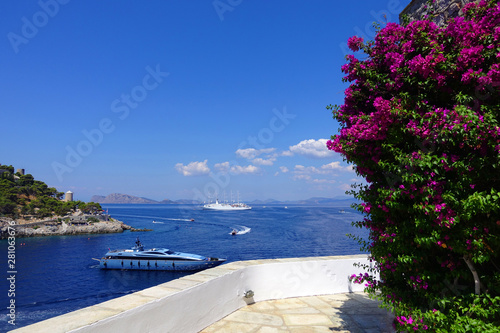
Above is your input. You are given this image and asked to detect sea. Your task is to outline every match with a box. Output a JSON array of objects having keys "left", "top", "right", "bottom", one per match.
[{"left": 0, "top": 203, "right": 367, "bottom": 331}]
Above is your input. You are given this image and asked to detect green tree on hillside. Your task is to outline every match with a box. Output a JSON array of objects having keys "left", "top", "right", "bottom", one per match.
[{"left": 0, "top": 163, "right": 101, "bottom": 219}]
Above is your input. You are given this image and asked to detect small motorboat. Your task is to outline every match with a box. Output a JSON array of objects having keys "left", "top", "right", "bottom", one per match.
[
  {"left": 96, "top": 238, "right": 226, "bottom": 271},
  {"left": 231, "top": 229, "right": 237, "bottom": 235},
  {"left": 190, "top": 218, "right": 195, "bottom": 221}
]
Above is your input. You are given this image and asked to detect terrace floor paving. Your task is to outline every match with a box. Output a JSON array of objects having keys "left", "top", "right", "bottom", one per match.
[{"left": 200, "top": 292, "right": 396, "bottom": 333}]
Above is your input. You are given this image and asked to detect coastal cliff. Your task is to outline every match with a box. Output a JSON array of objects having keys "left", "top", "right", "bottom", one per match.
[{"left": 0, "top": 218, "right": 134, "bottom": 239}]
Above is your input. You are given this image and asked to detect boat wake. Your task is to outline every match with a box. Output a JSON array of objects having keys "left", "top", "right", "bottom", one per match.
[
  {"left": 164, "top": 218, "right": 193, "bottom": 222},
  {"left": 229, "top": 226, "right": 251, "bottom": 235}
]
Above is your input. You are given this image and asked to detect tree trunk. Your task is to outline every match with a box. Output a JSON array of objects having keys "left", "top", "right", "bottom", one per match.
[{"left": 463, "top": 256, "right": 481, "bottom": 295}]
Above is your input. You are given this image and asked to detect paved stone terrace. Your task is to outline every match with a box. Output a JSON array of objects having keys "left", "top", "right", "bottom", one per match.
[{"left": 201, "top": 292, "right": 395, "bottom": 333}]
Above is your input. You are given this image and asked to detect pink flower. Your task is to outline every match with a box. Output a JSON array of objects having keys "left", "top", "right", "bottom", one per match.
[{"left": 347, "top": 36, "right": 364, "bottom": 52}]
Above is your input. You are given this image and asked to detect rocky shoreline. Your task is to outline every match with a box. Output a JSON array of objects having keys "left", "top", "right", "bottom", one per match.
[{"left": 0, "top": 218, "right": 151, "bottom": 239}]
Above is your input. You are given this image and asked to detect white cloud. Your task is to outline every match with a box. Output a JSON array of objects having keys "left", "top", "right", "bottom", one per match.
[
  {"left": 236, "top": 148, "right": 259, "bottom": 159},
  {"left": 312, "top": 179, "right": 336, "bottom": 184},
  {"left": 294, "top": 165, "right": 323, "bottom": 175},
  {"left": 279, "top": 166, "right": 289, "bottom": 173},
  {"left": 236, "top": 148, "right": 276, "bottom": 159},
  {"left": 293, "top": 174, "right": 311, "bottom": 181},
  {"left": 321, "top": 161, "right": 342, "bottom": 170},
  {"left": 286, "top": 139, "right": 333, "bottom": 158},
  {"left": 213, "top": 162, "right": 260, "bottom": 175},
  {"left": 290, "top": 160, "right": 354, "bottom": 184},
  {"left": 230, "top": 165, "right": 259, "bottom": 175},
  {"left": 253, "top": 157, "right": 276, "bottom": 166},
  {"left": 175, "top": 160, "right": 210, "bottom": 176},
  {"left": 320, "top": 162, "right": 354, "bottom": 172},
  {"left": 214, "top": 162, "right": 230, "bottom": 172},
  {"left": 295, "top": 164, "right": 306, "bottom": 171}
]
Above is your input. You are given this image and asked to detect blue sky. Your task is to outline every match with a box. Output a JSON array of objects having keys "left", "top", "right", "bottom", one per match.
[{"left": 1, "top": 0, "right": 407, "bottom": 202}]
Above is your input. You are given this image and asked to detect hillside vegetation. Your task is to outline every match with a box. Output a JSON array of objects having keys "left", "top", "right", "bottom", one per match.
[{"left": 0, "top": 164, "right": 101, "bottom": 219}]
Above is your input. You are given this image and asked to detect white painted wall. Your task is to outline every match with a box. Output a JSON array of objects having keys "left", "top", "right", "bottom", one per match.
[{"left": 12, "top": 255, "right": 373, "bottom": 333}]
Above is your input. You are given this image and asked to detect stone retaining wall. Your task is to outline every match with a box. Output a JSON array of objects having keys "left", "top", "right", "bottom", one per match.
[{"left": 400, "top": 0, "right": 476, "bottom": 25}]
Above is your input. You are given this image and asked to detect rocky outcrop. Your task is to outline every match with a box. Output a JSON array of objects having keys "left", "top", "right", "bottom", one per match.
[
  {"left": 400, "top": 0, "right": 476, "bottom": 26},
  {"left": 0, "top": 219, "right": 135, "bottom": 239}
]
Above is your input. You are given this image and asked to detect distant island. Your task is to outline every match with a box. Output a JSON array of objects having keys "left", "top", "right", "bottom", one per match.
[
  {"left": 91, "top": 193, "right": 357, "bottom": 206},
  {"left": 90, "top": 193, "right": 199, "bottom": 204}
]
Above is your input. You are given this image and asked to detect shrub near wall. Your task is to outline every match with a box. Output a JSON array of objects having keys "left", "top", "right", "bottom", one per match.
[{"left": 328, "top": 1, "right": 500, "bottom": 331}]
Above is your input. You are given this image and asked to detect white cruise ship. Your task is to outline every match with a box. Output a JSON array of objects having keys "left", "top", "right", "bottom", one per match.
[{"left": 203, "top": 198, "right": 252, "bottom": 211}]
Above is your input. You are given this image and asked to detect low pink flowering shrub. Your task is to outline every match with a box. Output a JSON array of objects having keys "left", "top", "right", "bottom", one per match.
[{"left": 329, "top": 1, "right": 500, "bottom": 331}]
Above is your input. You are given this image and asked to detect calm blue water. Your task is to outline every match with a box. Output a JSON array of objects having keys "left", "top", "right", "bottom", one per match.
[{"left": 0, "top": 204, "right": 366, "bottom": 331}]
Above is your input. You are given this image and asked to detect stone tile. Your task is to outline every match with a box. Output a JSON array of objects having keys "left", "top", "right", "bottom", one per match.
[
  {"left": 182, "top": 272, "right": 218, "bottom": 282},
  {"left": 289, "top": 326, "right": 341, "bottom": 333},
  {"left": 217, "top": 262, "right": 248, "bottom": 269},
  {"left": 257, "top": 327, "right": 288, "bottom": 333},
  {"left": 352, "top": 314, "right": 394, "bottom": 331},
  {"left": 204, "top": 267, "right": 240, "bottom": 276},
  {"left": 199, "top": 292, "right": 396, "bottom": 333},
  {"left": 315, "top": 307, "right": 341, "bottom": 317},
  {"left": 341, "top": 306, "right": 384, "bottom": 315},
  {"left": 243, "top": 301, "right": 277, "bottom": 312},
  {"left": 135, "top": 286, "right": 180, "bottom": 299},
  {"left": 201, "top": 321, "right": 259, "bottom": 333},
  {"left": 225, "top": 310, "right": 284, "bottom": 327},
  {"left": 199, "top": 319, "right": 227, "bottom": 332},
  {"left": 275, "top": 258, "right": 303, "bottom": 263},
  {"left": 276, "top": 307, "right": 321, "bottom": 315},
  {"left": 347, "top": 292, "right": 381, "bottom": 305},
  {"left": 282, "top": 314, "right": 333, "bottom": 326},
  {"left": 270, "top": 298, "right": 308, "bottom": 310},
  {"left": 300, "top": 296, "right": 334, "bottom": 309},
  {"left": 163, "top": 277, "right": 201, "bottom": 290},
  {"left": 95, "top": 293, "right": 155, "bottom": 311},
  {"left": 329, "top": 317, "right": 349, "bottom": 329},
  {"left": 245, "top": 259, "right": 272, "bottom": 266},
  {"left": 319, "top": 293, "right": 351, "bottom": 302},
  {"left": 12, "top": 306, "right": 121, "bottom": 333}
]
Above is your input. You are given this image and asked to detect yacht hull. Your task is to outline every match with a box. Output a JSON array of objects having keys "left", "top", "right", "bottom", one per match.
[
  {"left": 202, "top": 205, "right": 251, "bottom": 211},
  {"left": 99, "top": 258, "right": 226, "bottom": 271}
]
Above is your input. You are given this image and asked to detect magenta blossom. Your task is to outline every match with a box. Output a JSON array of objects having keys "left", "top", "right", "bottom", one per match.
[{"left": 347, "top": 36, "right": 364, "bottom": 52}]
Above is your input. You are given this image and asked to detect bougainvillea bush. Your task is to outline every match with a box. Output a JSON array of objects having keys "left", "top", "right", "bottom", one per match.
[{"left": 328, "top": 1, "right": 500, "bottom": 331}]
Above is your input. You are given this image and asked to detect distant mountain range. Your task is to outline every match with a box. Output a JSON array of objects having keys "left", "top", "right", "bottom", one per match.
[{"left": 90, "top": 193, "right": 356, "bottom": 206}]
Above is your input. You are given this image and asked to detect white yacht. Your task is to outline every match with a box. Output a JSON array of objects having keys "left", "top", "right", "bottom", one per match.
[{"left": 97, "top": 238, "right": 226, "bottom": 271}]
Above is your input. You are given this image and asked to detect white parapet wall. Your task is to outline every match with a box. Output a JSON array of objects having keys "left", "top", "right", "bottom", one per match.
[{"left": 11, "top": 254, "right": 373, "bottom": 333}]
